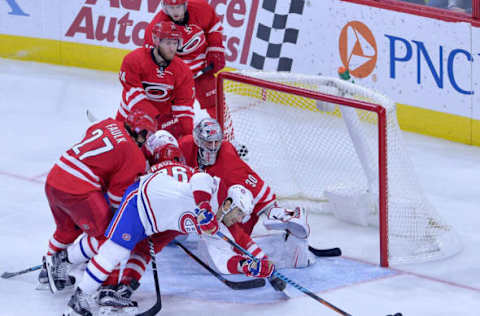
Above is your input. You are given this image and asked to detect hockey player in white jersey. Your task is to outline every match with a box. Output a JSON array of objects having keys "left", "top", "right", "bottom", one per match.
[{"left": 60, "top": 164, "right": 219, "bottom": 315}]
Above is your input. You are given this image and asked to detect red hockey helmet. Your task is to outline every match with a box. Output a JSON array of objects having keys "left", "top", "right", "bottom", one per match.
[
  {"left": 163, "top": 0, "right": 187, "bottom": 5},
  {"left": 153, "top": 143, "right": 186, "bottom": 165},
  {"left": 145, "top": 130, "right": 186, "bottom": 164},
  {"left": 125, "top": 110, "right": 157, "bottom": 146},
  {"left": 152, "top": 21, "right": 181, "bottom": 45}
]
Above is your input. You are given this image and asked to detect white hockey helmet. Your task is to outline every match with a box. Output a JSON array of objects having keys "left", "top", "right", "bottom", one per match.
[
  {"left": 221, "top": 185, "right": 254, "bottom": 224},
  {"left": 193, "top": 118, "right": 223, "bottom": 167}
]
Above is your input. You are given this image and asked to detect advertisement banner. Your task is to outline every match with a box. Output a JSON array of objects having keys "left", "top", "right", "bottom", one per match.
[{"left": 0, "top": 0, "right": 479, "bottom": 144}]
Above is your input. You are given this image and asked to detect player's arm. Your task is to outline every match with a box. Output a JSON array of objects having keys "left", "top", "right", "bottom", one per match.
[
  {"left": 226, "top": 224, "right": 274, "bottom": 278},
  {"left": 118, "top": 54, "right": 160, "bottom": 120},
  {"left": 191, "top": 172, "right": 219, "bottom": 235},
  {"left": 171, "top": 64, "right": 195, "bottom": 136},
  {"left": 203, "top": 4, "right": 225, "bottom": 73}
]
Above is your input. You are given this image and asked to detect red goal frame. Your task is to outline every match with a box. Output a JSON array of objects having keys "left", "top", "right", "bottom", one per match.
[{"left": 216, "top": 71, "right": 391, "bottom": 267}]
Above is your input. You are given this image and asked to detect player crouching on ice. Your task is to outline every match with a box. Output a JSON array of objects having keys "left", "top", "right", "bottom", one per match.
[{"left": 55, "top": 130, "right": 275, "bottom": 316}]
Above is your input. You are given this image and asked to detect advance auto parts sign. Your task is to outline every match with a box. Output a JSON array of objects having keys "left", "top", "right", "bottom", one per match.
[{"left": 339, "top": 21, "right": 377, "bottom": 79}]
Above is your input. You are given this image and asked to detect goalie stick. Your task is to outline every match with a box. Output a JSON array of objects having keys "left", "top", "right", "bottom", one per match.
[
  {"left": 309, "top": 246, "right": 342, "bottom": 257},
  {"left": 216, "top": 231, "right": 353, "bottom": 316},
  {"left": 136, "top": 238, "right": 161, "bottom": 316},
  {"left": 174, "top": 241, "right": 266, "bottom": 290},
  {"left": 1, "top": 264, "right": 42, "bottom": 279}
]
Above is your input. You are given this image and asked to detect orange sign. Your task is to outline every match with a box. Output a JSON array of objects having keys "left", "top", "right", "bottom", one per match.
[{"left": 339, "top": 21, "right": 377, "bottom": 78}]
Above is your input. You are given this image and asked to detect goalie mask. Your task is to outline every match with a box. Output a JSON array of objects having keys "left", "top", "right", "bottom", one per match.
[
  {"left": 193, "top": 118, "right": 223, "bottom": 167},
  {"left": 145, "top": 130, "right": 185, "bottom": 165},
  {"left": 218, "top": 185, "right": 254, "bottom": 226}
]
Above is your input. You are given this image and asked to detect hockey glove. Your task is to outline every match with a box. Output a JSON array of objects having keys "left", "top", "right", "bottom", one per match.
[
  {"left": 240, "top": 258, "right": 275, "bottom": 278},
  {"left": 206, "top": 51, "right": 225, "bottom": 74},
  {"left": 195, "top": 201, "right": 219, "bottom": 235}
]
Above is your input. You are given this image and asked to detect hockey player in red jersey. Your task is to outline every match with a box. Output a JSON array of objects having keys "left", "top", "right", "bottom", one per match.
[
  {"left": 61, "top": 140, "right": 226, "bottom": 316},
  {"left": 42, "top": 110, "right": 156, "bottom": 294},
  {"left": 144, "top": 0, "right": 226, "bottom": 119},
  {"left": 116, "top": 20, "right": 195, "bottom": 139}
]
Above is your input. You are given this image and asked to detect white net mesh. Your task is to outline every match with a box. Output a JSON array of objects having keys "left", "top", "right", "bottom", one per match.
[{"left": 219, "top": 70, "right": 462, "bottom": 265}]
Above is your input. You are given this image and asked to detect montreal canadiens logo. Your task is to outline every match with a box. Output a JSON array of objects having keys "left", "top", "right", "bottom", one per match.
[
  {"left": 179, "top": 212, "right": 201, "bottom": 234},
  {"left": 122, "top": 233, "right": 131, "bottom": 241}
]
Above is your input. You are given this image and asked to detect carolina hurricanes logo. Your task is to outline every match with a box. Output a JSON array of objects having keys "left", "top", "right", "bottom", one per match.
[
  {"left": 142, "top": 81, "right": 173, "bottom": 101},
  {"left": 177, "top": 32, "right": 205, "bottom": 55},
  {"left": 178, "top": 212, "right": 201, "bottom": 234}
]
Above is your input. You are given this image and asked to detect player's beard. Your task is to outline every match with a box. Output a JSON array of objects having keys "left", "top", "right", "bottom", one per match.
[{"left": 155, "top": 46, "right": 175, "bottom": 63}]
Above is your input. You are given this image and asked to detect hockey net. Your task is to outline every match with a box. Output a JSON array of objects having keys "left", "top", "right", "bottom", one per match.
[{"left": 216, "top": 70, "right": 462, "bottom": 267}]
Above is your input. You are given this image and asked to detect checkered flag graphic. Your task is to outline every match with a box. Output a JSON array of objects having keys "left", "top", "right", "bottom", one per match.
[{"left": 250, "top": 0, "right": 305, "bottom": 71}]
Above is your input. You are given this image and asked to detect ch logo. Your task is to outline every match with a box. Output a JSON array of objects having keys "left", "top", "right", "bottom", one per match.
[
  {"left": 339, "top": 21, "right": 377, "bottom": 78},
  {"left": 5, "top": 0, "right": 29, "bottom": 16}
]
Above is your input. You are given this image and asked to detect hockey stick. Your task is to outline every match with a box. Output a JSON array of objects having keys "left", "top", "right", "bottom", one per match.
[
  {"left": 216, "top": 231, "right": 353, "bottom": 316},
  {"left": 309, "top": 246, "right": 342, "bottom": 257},
  {"left": 1, "top": 264, "right": 42, "bottom": 279},
  {"left": 193, "top": 64, "right": 214, "bottom": 79},
  {"left": 136, "top": 238, "right": 161, "bottom": 316},
  {"left": 174, "top": 241, "right": 266, "bottom": 290}
]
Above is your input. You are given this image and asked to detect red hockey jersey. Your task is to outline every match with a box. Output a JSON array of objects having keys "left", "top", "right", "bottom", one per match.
[
  {"left": 179, "top": 135, "right": 276, "bottom": 234},
  {"left": 116, "top": 47, "right": 195, "bottom": 136},
  {"left": 46, "top": 118, "right": 147, "bottom": 209},
  {"left": 144, "top": 0, "right": 224, "bottom": 76}
]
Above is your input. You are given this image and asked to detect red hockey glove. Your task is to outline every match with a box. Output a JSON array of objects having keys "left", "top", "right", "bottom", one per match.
[
  {"left": 195, "top": 201, "right": 219, "bottom": 235},
  {"left": 156, "top": 113, "right": 184, "bottom": 139},
  {"left": 240, "top": 258, "right": 275, "bottom": 278},
  {"left": 206, "top": 51, "right": 225, "bottom": 74}
]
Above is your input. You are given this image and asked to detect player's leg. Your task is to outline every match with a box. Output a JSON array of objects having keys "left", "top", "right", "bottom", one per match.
[
  {"left": 65, "top": 184, "right": 146, "bottom": 315},
  {"left": 254, "top": 233, "right": 315, "bottom": 269},
  {"left": 43, "top": 183, "right": 83, "bottom": 291},
  {"left": 101, "top": 230, "right": 181, "bottom": 300},
  {"left": 44, "top": 187, "right": 111, "bottom": 293},
  {"left": 263, "top": 206, "right": 311, "bottom": 239}
]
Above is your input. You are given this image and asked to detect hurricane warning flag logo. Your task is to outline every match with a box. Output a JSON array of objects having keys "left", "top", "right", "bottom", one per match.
[{"left": 339, "top": 21, "right": 377, "bottom": 78}]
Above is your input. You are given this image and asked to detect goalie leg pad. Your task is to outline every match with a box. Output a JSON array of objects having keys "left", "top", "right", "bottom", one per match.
[{"left": 263, "top": 207, "right": 310, "bottom": 239}]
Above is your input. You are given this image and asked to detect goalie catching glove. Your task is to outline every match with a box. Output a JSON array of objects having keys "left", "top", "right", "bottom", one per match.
[
  {"left": 240, "top": 257, "right": 275, "bottom": 278},
  {"left": 195, "top": 201, "right": 219, "bottom": 235}
]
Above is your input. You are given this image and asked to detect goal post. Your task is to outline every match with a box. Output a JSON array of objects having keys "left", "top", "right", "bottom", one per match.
[{"left": 216, "top": 70, "right": 462, "bottom": 267}]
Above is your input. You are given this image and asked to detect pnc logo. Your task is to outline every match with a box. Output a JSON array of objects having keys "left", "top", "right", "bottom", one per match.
[{"left": 339, "top": 21, "right": 377, "bottom": 78}]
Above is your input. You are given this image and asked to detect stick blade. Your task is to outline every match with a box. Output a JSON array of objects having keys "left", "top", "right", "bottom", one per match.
[
  {"left": 1, "top": 272, "right": 15, "bottom": 279},
  {"left": 225, "top": 278, "right": 266, "bottom": 290},
  {"left": 309, "top": 246, "right": 342, "bottom": 257},
  {"left": 135, "top": 299, "right": 161, "bottom": 316}
]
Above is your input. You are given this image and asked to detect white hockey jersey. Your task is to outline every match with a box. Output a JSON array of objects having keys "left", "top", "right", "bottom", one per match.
[{"left": 136, "top": 161, "right": 217, "bottom": 236}]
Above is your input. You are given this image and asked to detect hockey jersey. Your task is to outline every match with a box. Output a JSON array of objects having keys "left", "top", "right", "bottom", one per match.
[
  {"left": 137, "top": 161, "right": 217, "bottom": 236},
  {"left": 179, "top": 135, "right": 276, "bottom": 235},
  {"left": 144, "top": 0, "right": 224, "bottom": 75},
  {"left": 46, "top": 118, "right": 147, "bottom": 208},
  {"left": 116, "top": 47, "right": 195, "bottom": 136}
]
